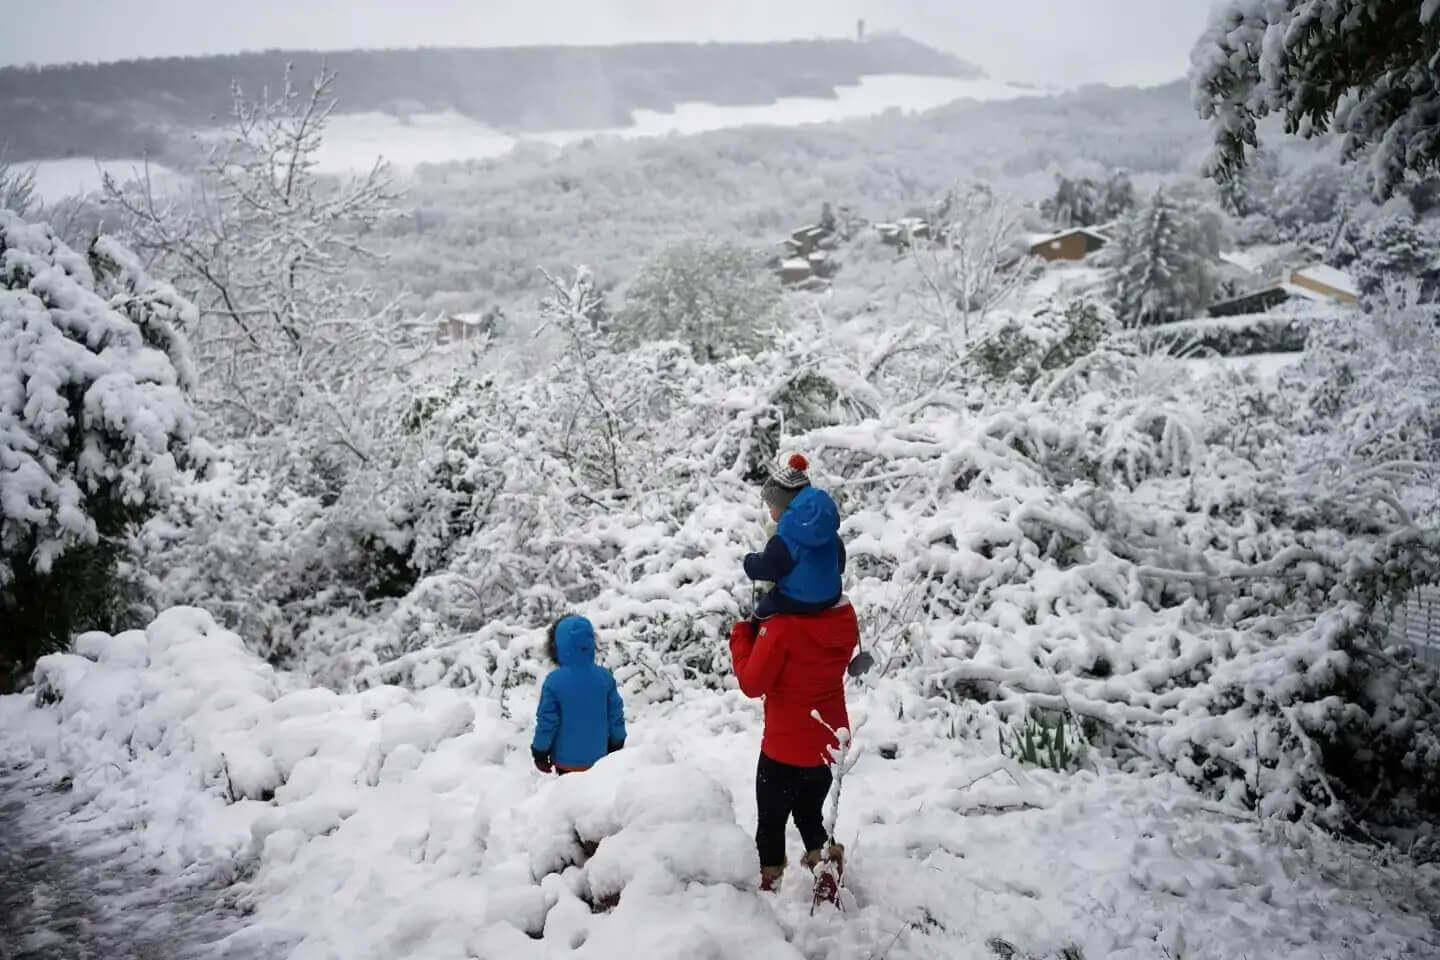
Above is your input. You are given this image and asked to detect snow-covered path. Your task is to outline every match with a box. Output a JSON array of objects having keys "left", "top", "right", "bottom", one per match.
[
  {"left": 4, "top": 609, "right": 1440, "bottom": 959},
  {"left": 0, "top": 763, "right": 270, "bottom": 960}
]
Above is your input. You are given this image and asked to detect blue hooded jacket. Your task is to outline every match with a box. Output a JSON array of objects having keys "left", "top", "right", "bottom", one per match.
[
  {"left": 532, "top": 617, "right": 627, "bottom": 769},
  {"left": 744, "top": 486, "right": 843, "bottom": 606}
]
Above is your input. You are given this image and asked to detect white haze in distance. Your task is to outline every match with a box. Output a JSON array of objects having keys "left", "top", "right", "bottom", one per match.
[{"left": 2, "top": 0, "right": 1218, "bottom": 90}]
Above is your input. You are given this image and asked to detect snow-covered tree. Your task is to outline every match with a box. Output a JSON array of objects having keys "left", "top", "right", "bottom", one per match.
[
  {"left": 1108, "top": 187, "right": 1222, "bottom": 327},
  {"left": 915, "top": 182, "right": 1034, "bottom": 344},
  {"left": 1216, "top": 146, "right": 1280, "bottom": 217},
  {"left": 539, "top": 266, "right": 628, "bottom": 491},
  {"left": 619, "top": 237, "right": 780, "bottom": 363},
  {"left": 1098, "top": 168, "right": 1136, "bottom": 222},
  {"left": 1192, "top": 0, "right": 1440, "bottom": 199},
  {"left": 1353, "top": 213, "right": 1440, "bottom": 303},
  {"left": 1040, "top": 175, "right": 1100, "bottom": 229},
  {"left": 1, "top": 211, "right": 198, "bottom": 670},
  {"left": 102, "top": 64, "right": 419, "bottom": 479}
]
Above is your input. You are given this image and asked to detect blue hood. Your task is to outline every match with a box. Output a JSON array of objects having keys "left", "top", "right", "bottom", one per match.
[
  {"left": 555, "top": 616, "right": 596, "bottom": 667},
  {"left": 777, "top": 486, "right": 840, "bottom": 548}
]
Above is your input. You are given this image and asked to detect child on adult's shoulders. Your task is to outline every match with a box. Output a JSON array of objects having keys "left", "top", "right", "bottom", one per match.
[{"left": 743, "top": 453, "right": 846, "bottom": 622}]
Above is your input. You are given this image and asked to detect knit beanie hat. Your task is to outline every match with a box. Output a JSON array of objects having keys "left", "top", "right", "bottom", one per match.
[{"left": 761, "top": 453, "right": 811, "bottom": 512}]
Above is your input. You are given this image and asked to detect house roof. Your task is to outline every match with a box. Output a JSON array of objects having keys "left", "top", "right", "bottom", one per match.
[
  {"left": 1278, "top": 282, "right": 1342, "bottom": 303},
  {"left": 1209, "top": 281, "right": 1345, "bottom": 314},
  {"left": 1028, "top": 226, "right": 1110, "bottom": 247},
  {"left": 1291, "top": 263, "right": 1358, "bottom": 298}
]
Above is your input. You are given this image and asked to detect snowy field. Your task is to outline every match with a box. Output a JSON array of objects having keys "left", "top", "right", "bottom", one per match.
[{"left": 3, "top": 609, "right": 1437, "bottom": 960}]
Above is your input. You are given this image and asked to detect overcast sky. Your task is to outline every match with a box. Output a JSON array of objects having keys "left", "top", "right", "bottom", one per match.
[{"left": 1, "top": 1, "right": 1217, "bottom": 89}]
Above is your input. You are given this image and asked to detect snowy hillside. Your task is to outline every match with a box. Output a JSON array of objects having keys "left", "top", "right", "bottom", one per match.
[{"left": 4, "top": 609, "right": 1438, "bottom": 958}]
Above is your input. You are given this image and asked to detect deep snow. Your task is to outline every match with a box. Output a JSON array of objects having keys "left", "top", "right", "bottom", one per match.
[{"left": 3, "top": 608, "right": 1438, "bottom": 959}]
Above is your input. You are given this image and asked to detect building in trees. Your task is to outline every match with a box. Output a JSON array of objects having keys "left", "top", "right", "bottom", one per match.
[
  {"left": 1207, "top": 263, "right": 1359, "bottom": 317},
  {"left": 1026, "top": 226, "right": 1110, "bottom": 262}
]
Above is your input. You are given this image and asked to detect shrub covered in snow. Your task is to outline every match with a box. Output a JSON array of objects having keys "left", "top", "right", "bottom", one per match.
[
  {"left": 617, "top": 237, "right": 781, "bottom": 363},
  {"left": 0, "top": 210, "right": 198, "bottom": 678}
]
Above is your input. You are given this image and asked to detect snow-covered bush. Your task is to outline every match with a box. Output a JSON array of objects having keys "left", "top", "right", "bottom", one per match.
[
  {"left": 1353, "top": 213, "right": 1440, "bottom": 304},
  {"left": 972, "top": 299, "right": 1113, "bottom": 388},
  {"left": 1, "top": 211, "right": 198, "bottom": 678},
  {"left": 1132, "top": 310, "right": 1313, "bottom": 358},
  {"left": 0, "top": 152, "right": 38, "bottom": 217},
  {"left": 618, "top": 237, "right": 781, "bottom": 363}
]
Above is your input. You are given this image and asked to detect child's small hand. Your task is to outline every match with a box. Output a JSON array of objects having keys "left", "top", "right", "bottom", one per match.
[{"left": 531, "top": 748, "right": 553, "bottom": 773}]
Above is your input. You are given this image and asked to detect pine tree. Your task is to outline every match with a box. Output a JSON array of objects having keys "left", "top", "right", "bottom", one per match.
[
  {"left": 1193, "top": 0, "right": 1440, "bottom": 199},
  {"left": 1098, "top": 169, "right": 1136, "bottom": 222},
  {"left": 1110, "top": 188, "right": 1222, "bottom": 327},
  {"left": 1042, "top": 175, "right": 1101, "bottom": 228}
]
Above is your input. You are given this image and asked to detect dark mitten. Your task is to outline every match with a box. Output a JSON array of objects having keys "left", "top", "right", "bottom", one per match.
[{"left": 532, "top": 748, "right": 553, "bottom": 773}]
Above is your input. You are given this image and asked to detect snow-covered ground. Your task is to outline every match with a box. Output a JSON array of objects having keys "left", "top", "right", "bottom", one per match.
[{"left": 4, "top": 608, "right": 1437, "bottom": 959}]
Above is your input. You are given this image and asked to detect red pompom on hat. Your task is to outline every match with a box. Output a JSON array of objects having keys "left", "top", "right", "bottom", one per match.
[{"left": 761, "top": 451, "right": 811, "bottom": 510}]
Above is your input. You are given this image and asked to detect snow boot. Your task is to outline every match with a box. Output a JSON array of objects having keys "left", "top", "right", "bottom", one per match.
[
  {"left": 803, "top": 843, "right": 845, "bottom": 910},
  {"left": 760, "top": 863, "right": 785, "bottom": 893}
]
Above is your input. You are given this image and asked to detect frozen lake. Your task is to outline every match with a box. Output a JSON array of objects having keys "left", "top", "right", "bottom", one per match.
[{"left": 26, "top": 73, "right": 1045, "bottom": 199}]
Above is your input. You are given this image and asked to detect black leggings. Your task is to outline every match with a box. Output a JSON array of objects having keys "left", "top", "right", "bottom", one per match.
[{"left": 755, "top": 752, "right": 832, "bottom": 868}]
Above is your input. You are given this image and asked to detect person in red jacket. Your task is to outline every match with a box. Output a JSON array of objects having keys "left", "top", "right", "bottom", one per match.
[{"left": 729, "top": 601, "right": 858, "bottom": 892}]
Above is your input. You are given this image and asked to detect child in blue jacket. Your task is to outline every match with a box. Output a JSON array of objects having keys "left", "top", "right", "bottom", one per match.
[
  {"left": 744, "top": 453, "right": 846, "bottom": 621},
  {"left": 531, "top": 615, "right": 627, "bottom": 774}
]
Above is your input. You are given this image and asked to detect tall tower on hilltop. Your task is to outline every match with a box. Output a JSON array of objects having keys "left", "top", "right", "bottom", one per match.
[{"left": 857, "top": 19, "right": 866, "bottom": 43}]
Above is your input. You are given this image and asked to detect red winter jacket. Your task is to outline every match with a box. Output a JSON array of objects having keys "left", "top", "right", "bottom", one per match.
[{"left": 729, "top": 602, "right": 858, "bottom": 768}]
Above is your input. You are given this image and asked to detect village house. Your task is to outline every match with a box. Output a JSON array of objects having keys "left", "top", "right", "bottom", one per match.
[
  {"left": 1026, "top": 226, "right": 1110, "bottom": 262},
  {"left": 771, "top": 212, "right": 842, "bottom": 287},
  {"left": 1208, "top": 263, "right": 1358, "bottom": 317},
  {"left": 436, "top": 309, "right": 502, "bottom": 344},
  {"left": 874, "top": 216, "right": 935, "bottom": 250}
]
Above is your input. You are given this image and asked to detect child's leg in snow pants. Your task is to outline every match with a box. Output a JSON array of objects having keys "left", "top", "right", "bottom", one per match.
[{"left": 755, "top": 752, "right": 832, "bottom": 868}]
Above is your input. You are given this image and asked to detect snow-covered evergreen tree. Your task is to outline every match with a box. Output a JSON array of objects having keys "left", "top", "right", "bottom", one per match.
[
  {"left": 1108, "top": 187, "right": 1222, "bottom": 327},
  {"left": 1, "top": 210, "right": 198, "bottom": 671},
  {"left": 1192, "top": 0, "right": 1440, "bottom": 198},
  {"left": 1040, "top": 175, "right": 1100, "bottom": 229},
  {"left": 1097, "top": 168, "right": 1136, "bottom": 222}
]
